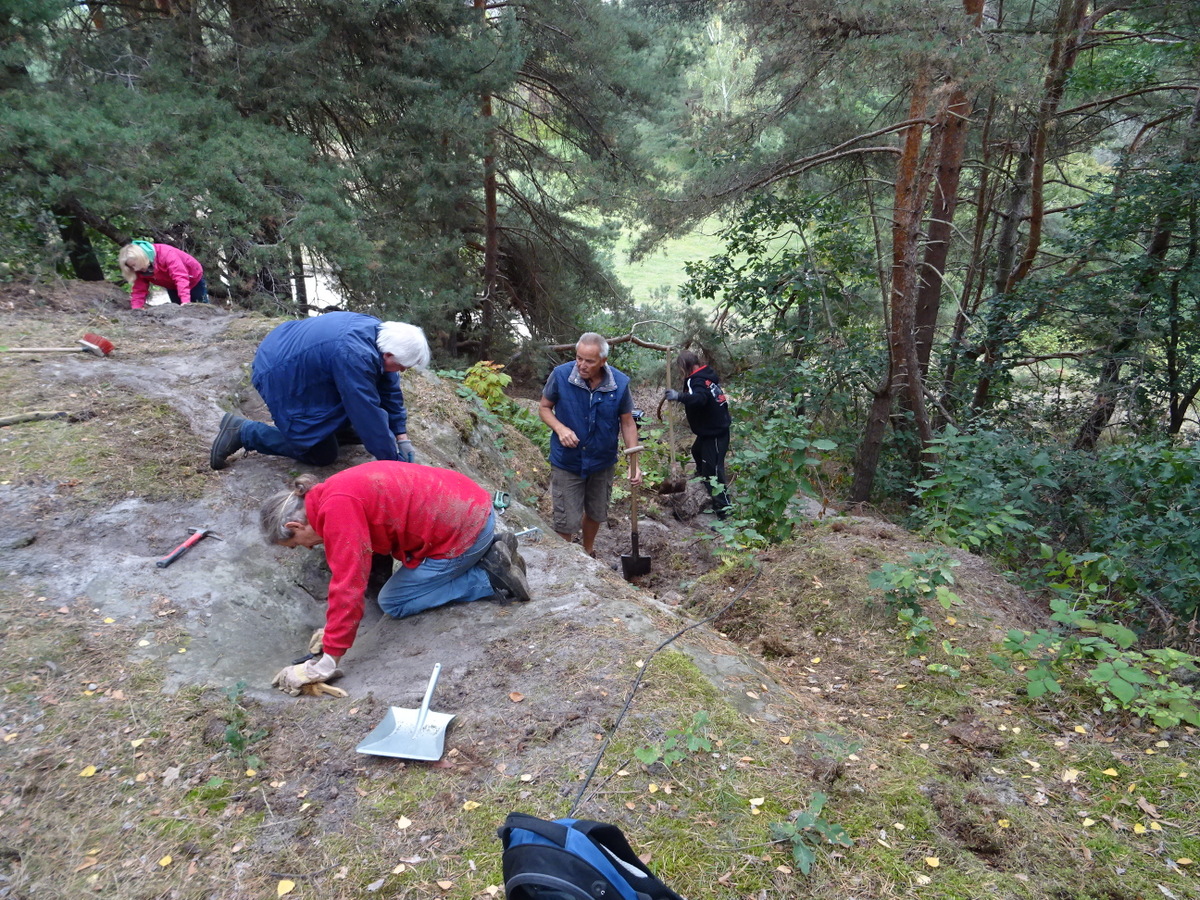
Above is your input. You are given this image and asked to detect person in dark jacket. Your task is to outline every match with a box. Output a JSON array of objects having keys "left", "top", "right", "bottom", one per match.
[
  {"left": 538, "top": 332, "right": 642, "bottom": 556},
  {"left": 210, "top": 311, "right": 430, "bottom": 470},
  {"left": 664, "top": 349, "right": 731, "bottom": 518}
]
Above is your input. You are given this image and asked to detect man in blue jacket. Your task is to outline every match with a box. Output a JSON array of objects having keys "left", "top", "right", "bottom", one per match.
[
  {"left": 538, "top": 332, "right": 642, "bottom": 557},
  {"left": 210, "top": 311, "right": 431, "bottom": 469}
]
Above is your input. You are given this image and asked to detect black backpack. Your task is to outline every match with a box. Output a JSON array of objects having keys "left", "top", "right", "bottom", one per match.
[{"left": 497, "top": 812, "right": 687, "bottom": 900}]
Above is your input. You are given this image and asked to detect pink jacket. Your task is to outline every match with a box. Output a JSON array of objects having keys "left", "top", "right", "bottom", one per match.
[{"left": 129, "top": 244, "right": 204, "bottom": 309}]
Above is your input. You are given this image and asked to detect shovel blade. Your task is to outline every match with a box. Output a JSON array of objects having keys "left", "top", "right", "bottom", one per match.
[
  {"left": 356, "top": 706, "right": 456, "bottom": 760},
  {"left": 620, "top": 552, "right": 652, "bottom": 581}
]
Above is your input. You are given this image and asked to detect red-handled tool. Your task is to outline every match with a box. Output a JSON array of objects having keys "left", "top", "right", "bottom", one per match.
[{"left": 156, "top": 527, "right": 223, "bottom": 568}]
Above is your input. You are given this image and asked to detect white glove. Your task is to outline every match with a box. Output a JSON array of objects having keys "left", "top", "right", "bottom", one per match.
[
  {"left": 272, "top": 653, "right": 338, "bottom": 696},
  {"left": 308, "top": 628, "right": 324, "bottom": 656}
]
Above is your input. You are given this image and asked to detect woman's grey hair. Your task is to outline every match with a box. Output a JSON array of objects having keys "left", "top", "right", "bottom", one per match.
[
  {"left": 377, "top": 322, "right": 431, "bottom": 369},
  {"left": 259, "top": 474, "right": 319, "bottom": 544},
  {"left": 117, "top": 244, "right": 149, "bottom": 283},
  {"left": 577, "top": 332, "right": 609, "bottom": 359}
]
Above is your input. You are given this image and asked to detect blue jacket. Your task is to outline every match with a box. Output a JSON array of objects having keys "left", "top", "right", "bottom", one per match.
[
  {"left": 252, "top": 312, "right": 407, "bottom": 461},
  {"left": 543, "top": 361, "right": 632, "bottom": 476}
]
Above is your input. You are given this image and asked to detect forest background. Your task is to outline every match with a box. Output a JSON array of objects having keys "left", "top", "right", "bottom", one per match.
[{"left": 3, "top": 0, "right": 1200, "bottom": 768}]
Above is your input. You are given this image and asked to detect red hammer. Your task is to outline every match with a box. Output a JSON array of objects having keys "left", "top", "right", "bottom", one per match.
[{"left": 156, "top": 527, "right": 223, "bottom": 568}]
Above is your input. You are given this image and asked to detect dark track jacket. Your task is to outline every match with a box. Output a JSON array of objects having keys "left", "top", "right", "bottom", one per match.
[
  {"left": 251, "top": 311, "right": 407, "bottom": 461},
  {"left": 676, "top": 365, "right": 731, "bottom": 437}
]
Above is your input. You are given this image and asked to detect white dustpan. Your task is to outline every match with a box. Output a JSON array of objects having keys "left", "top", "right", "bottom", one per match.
[{"left": 356, "top": 663, "right": 456, "bottom": 761}]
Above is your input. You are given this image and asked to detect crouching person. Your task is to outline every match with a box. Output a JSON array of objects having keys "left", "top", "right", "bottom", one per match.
[{"left": 260, "top": 460, "right": 529, "bottom": 695}]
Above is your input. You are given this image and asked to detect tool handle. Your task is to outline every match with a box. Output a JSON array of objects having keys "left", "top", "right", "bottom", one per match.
[
  {"left": 415, "top": 663, "right": 441, "bottom": 731},
  {"left": 156, "top": 531, "right": 205, "bottom": 568},
  {"left": 2, "top": 347, "right": 83, "bottom": 353}
]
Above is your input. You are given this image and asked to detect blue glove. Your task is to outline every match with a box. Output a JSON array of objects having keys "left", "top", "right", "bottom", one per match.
[
  {"left": 396, "top": 439, "right": 415, "bottom": 463},
  {"left": 664, "top": 389, "right": 680, "bottom": 402}
]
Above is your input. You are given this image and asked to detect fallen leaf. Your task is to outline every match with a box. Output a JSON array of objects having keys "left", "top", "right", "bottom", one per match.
[
  {"left": 78, "top": 765, "right": 97, "bottom": 778},
  {"left": 1150, "top": 822, "right": 1163, "bottom": 832},
  {"left": 392, "top": 864, "right": 407, "bottom": 874},
  {"left": 915, "top": 874, "right": 932, "bottom": 885},
  {"left": 129, "top": 739, "right": 145, "bottom": 748},
  {"left": 463, "top": 800, "right": 481, "bottom": 811},
  {"left": 103, "top": 617, "right": 114, "bottom": 624},
  {"left": 366, "top": 877, "right": 385, "bottom": 891},
  {"left": 396, "top": 816, "right": 412, "bottom": 830},
  {"left": 1074, "top": 725, "right": 1088, "bottom": 734},
  {"left": 1082, "top": 818, "right": 1096, "bottom": 827},
  {"left": 277, "top": 880, "right": 295, "bottom": 897},
  {"left": 437, "top": 880, "right": 453, "bottom": 889},
  {"left": 508, "top": 692, "right": 524, "bottom": 703},
  {"left": 520, "top": 774, "right": 533, "bottom": 782},
  {"left": 158, "top": 856, "right": 172, "bottom": 867},
  {"left": 810, "top": 657, "right": 821, "bottom": 664},
  {"left": 745, "top": 691, "right": 759, "bottom": 700},
  {"left": 1177, "top": 858, "right": 1193, "bottom": 866},
  {"left": 648, "top": 783, "right": 659, "bottom": 793},
  {"left": 925, "top": 857, "right": 940, "bottom": 868},
  {"left": 998, "top": 819, "right": 1011, "bottom": 828},
  {"left": 73, "top": 857, "right": 99, "bottom": 872},
  {"left": 1136, "top": 797, "right": 1160, "bottom": 818},
  {"left": 1102, "top": 768, "right": 1119, "bottom": 777},
  {"left": 1061, "top": 768, "right": 1080, "bottom": 783},
  {"left": 1156, "top": 740, "right": 1170, "bottom": 748},
  {"left": 485, "top": 886, "right": 500, "bottom": 896},
  {"left": 779, "top": 736, "right": 791, "bottom": 745},
  {"left": 776, "top": 865, "right": 793, "bottom": 874},
  {"left": 1134, "top": 823, "right": 1147, "bottom": 834},
  {"left": 1021, "top": 758, "right": 1041, "bottom": 771}
]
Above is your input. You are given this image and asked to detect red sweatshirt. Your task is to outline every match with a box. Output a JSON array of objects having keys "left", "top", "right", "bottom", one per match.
[{"left": 304, "top": 461, "right": 492, "bottom": 657}]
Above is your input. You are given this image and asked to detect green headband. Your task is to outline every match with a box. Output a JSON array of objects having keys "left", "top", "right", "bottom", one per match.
[{"left": 132, "top": 240, "right": 155, "bottom": 264}]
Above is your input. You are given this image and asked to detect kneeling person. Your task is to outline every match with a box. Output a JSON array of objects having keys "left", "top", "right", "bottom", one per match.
[{"left": 261, "top": 461, "right": 529, "bottom": 695}]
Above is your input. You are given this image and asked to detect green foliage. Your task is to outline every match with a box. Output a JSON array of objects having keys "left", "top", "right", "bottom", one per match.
[
  {"left": 634, "top": 711, "right": 713, "bottom": 767},
  {"left": 868, "top": 550, "right": 962, "bottom": 616},
  {"left": 768, "top": 792, "right": 853, "bottom": 876},
  {"left": 459, "top": 361, "right": 548, "bottom": 455},
  {"left": 222, "top": 681, "right": 266, "bottom": 769},
  {"left": 715, "top": 410, "right": 836, "bottom": 546}
]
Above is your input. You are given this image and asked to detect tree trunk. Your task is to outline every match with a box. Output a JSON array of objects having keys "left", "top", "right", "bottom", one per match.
[
  {"left": 477, "top": 0, "right": 498, "bottom": 359},
  {"left": 51, "top": 203, "right": 104, "bottom": 281}
]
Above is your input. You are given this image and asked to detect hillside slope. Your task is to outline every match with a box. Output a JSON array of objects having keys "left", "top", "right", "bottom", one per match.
[{"left": 0, "top": 282, "right": 1196, "bottom": 900}]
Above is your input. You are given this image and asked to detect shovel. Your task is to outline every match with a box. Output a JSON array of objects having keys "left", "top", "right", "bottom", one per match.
[
  {"left": 356, "top": 663, "right": 455, "bottom": 761},
  {"left": 621, "top": 445, "right": 652, "bottom": 581}
]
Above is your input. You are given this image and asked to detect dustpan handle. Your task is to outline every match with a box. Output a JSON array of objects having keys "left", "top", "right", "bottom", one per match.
[{"left": 415, "top": 663, "right": 441, "bottom": 731}]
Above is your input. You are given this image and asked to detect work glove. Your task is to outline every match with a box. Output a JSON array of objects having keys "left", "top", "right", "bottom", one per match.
[
  {"left": 307, "top": 627, "right": 324, "bottom": 656},
  {"left": 396, "top": 438, "right": 415, "bottom": 463},
  {"left": 663, "top": 389, "right": 680, "bottom": 402},
  {"left": 272, "top": 652, "right": 338, "bottom": 697}
]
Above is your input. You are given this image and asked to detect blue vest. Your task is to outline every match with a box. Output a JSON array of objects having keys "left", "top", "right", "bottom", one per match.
[{"left": 547, "top": 362, "right": 630, "bottom": 476}]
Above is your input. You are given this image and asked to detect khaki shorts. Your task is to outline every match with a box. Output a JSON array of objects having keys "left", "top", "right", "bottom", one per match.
[{"left": 551, "top": 465, "right": 616, "bottom": 534}]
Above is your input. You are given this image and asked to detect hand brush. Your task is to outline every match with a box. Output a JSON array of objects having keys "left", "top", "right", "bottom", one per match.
[{"left": 2, "top": 332, "right": 115, "bottom": 357}]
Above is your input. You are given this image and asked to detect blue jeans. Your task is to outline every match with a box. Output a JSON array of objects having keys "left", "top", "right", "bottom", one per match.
[
  {"left": 240, "top": 420, "right": 341, "bottom": 466},
  {"left": 377, "top": 510, "right": 497, "bottom": 618},
  {"left": 167, "top": 277, "right": 209, "bottom": 304}
]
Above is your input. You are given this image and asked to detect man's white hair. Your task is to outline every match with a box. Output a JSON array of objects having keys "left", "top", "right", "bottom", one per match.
[
  {"left": 377, "top": 322, "right": 431, "bottom": 369},
  {"left": 577, "top": 332, "right": 609, "bottom": 359}
]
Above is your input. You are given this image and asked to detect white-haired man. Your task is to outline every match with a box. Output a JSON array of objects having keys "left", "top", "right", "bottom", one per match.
[
  {"left": 211, "top": 311, "right": 431, "bottom": 469},
  {"left": 538, "top": 332, "right": 641, "bottom": 557}
]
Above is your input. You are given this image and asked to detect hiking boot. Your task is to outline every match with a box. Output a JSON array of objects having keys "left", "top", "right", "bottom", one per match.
[
  {"left": 210, "top": 412, "right": 246, "bottom": 470},
  {"left": 480, "top": 540, "right": 530, "bottom": 602},
  {"left": 492, "top": 530, "right": 526, "bottom": 574}
]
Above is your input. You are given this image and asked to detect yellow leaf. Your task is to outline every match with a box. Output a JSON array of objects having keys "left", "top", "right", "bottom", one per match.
[
  {"left": 1021, "top": 758, "right": 1041, "bottom": 771},
  {"left": 396, "top": 816, "right": 413, "bottom": 830},
  {"left": 648, "top": 783, "right": 659, "bottom": 793},
  {"left": 1133, "top": 823, "right": 1147, "bottom": 834},
  {"left": 998, "top": 819, "right": 1011, "bottom": 828},
  {"left": 946, "top": 616, "right": 957, "bottom": 625},
  {"left": 1145, "top": 748, "right": 1156, "bottom": 755},
  {"left": 392, "top": 864, "right": 407, "bottom": 874},
  {"left": 246, "top": 769, "right": 257, "bottom": 777},
  {"left": 486, "top": 886, "right": 501, "bottom": 896},
  {"left": 892, "top": 823, "right": 905, "bottom": 831},
  {"left": 925, "top": 857, "right": 940, "bottom": 868},
  {"left": 776, "top": 865, "right": 793, "bottom": 874},
  {"left": 463, "top": 800, "right": 481, "bottom": 811},
  {"left": 1102, "top": 768, "right": 1119, "bottom": 777},
  {"left": 1150, "top": 822, "right": 1162, "bottom": 832},
  {"left": 616, "top": 770, "right": 629, "bottom": 776},
  {"left": 895, "top": 683, "right": 907, "bottom": 689},
  {"left": 299, "top": 802, "right": 311, "bottom": 813},
  {"left": 437, "top": 880, "right": 453, "bottom": 889},
  {"left": 1156, "top": 740, "right": 1170, "bottom": 748},
  {"left": 103, "top": 617, "right": 114, "bottom": 624},
  {"left": 810, "top": 657, "right": 821, "bottom": 664},
  {"left": 78, "top": 765, "right": 97, "bottom": 778},
  {"left": 779, "top": 736, "right": 791, "bottom": 745},
  {"left": 635, "top": 660, "right": 644, "bottom": 669},
  {"left": 1074, "top": 725, "right": 1088, "bottom": 733},
  {"left": 1177, "top": 858, "right": 1193, "bottom": 866},
  {"left": 1082, "top": 818, "right": 1096, "bottom": 827},
  {"left": 916, "top": 875, "right": 932, "bottom": 886},
  {"left": 1061, "top": 769, "right": 1080, "bottom": 783},
  {"left": 158, "top": 856, "right": 172, "bottom": 867},
  {"left": 520, "top": 774, "right": 533, "bottom": 782},
  {"left": 129, "top": 739, "right": 145, "bottom": 748},
  {"left": 277, "top": 880, "right": 295, "bottom": 897},
  {"left": 748, "top": 797, "right": 765, "bottom": 807}
]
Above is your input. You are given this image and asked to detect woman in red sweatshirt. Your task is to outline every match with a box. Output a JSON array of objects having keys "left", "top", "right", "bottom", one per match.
[{"left": 260, "top": 461, "right": 529, "bottom": 694}]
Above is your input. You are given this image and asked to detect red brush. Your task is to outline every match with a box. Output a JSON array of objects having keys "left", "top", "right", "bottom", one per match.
[{"left": 2, "top": 332, "right": 115, "bottom": 357}]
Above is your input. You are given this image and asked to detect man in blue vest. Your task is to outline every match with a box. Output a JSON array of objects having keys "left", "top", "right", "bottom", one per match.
[{"left": 538, "top": 332, "right": 642, "bottom": 557}]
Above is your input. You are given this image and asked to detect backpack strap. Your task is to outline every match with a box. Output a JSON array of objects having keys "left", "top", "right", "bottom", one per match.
[{"left": 498, "top": 812, "right": 570, "bottom": 849}]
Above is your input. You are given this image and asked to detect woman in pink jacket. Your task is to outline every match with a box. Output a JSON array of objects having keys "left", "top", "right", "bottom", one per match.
[{"left": 118, "top": 241, "right": 208, "bottom": 309}]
